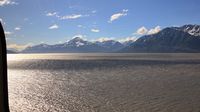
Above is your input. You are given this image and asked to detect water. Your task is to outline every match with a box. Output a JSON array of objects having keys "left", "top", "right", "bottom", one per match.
[{"left": 8, "top": 53, "right": 200, "bottom": 112}]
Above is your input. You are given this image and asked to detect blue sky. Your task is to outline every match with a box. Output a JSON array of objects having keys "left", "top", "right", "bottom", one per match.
[{"left": 1, "top": 0, "right": 200, "bottom": 50}]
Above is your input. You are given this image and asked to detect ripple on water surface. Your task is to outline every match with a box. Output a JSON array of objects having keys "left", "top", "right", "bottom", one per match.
[{"left": 8, "top": 53, "right": 200, "bottom": 112}]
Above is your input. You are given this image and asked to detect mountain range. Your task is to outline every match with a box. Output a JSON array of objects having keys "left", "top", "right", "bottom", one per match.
[
  {"left": 21, "top": 24, "right": 200, "bottom": 53},
  {"left": 22, "top": 37, "right": 128, "bottom": 53},
  {"left": 121, "top": 24, "right": 200, "bottom": 52},
  {"left": 7, "top": 50, "right": 17, "bottom": 54}
]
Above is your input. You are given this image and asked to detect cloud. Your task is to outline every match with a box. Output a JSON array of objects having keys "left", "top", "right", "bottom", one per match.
[
  {"left": 60, "top": 14, "right": 83, "bottom": 20},
  {"left": 118, "top": 36, "right": 138, "bottom": 43},
  {"left": 91, "top": 28, "right": 100, "bottom": 33},
  {"left": 49, "top": 24, "right": 59, "bottom": 29},
  {"left": 147, "top": 26, "right": 161, "bottom": 34},
  {"left": 69, "top": 34, "right": 87, "bottom": 41},
  {"left": 46, "top": 12, "right": 57, "bottom": 16},
  {"left": 58, "top": 41, "right": 63, "bottom": 44},
  {"left": 97, "top": 37, "right": 114, "bottom": 42},
  {"left": 15, "top": 27, "right": 21, "bottom": 31},
  {"left": 7, "top": 43, "right": 32, "bottom": 51},
  {"left": 24, "top": 18, "right": 29, "bottom": 21},
  {"left": 0, "top": 0, "right": 17, "bottom": 6},
  {"left": 72, "top": 34, "right": 87, "bottom": 38},
  {"left": 4, "top": 31, "right": 12, "bottom": 35},
  {"left": 92, "top": 10, "right": 97, "bottom": 13},
  {"left": 77, "top": 25, "right": 87, "bottom": 29},
  {"left": 77, "top": 25, "right": 83, "bottom": 28},
  {"left": 136, "top": 26, "right": 148, "bottom": 35},
  {"left": 135, "top": 26, "right": 161, "bottom": 35},
  {"left": 109, "top": 9, "right": 128, "bottom": 23}
]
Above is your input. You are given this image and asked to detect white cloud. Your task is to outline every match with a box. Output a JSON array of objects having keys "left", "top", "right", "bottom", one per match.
[
  {"left": 46, "top": 12, "right": 57, "bottom": 16},
  {"left": 123, "top": 9, "right": 129, "bottom": 12},
  {"left": 109, "top": 9, "right": 128, "bottom": 23},
  {"left": 58, "top": 41, "right": 63, "bottom": 44},
  {"left": 7, "top": 43, "right": 32, "bottom": 51},
  {"left": 60, "top": 14, "right": 83, "bottom": 20},
  {"left": 136, "top": 26, "right": 148, "bottom": 35},
  {"left": 118, "top": 36, "right": 138, "bottom": 43},
  {"left": 91, "top": 28, "right": 100, "bottom": 33},
  {"left": 49, "top": 24, "right": 59, "bottom": 29},
  {"left": 73, "top": 34, "right": 87, "bottom": 39},
  {"left": 92, "top": 10, "right": 97, "bottom": 13},
  {"left": 77, "top": 25, "right": 87, "bottom": 29},
  {"left": 147, "top": 26, "right": 161, "bottom": 34},
  {"left": 77, "top": 25, "right": 83, "bottom": 28},
  {"left": 97, "top": 37, "right": 113, "bottom": 42},
  {"left": 0, "top": 0, "right": 17, "bottom": 6},
  {"left": 4, "top": 31, "right": 12, "bottom": 35},
  {"left": 15, "top": 27, "right": 21, "bottom": 31},
  {"left": 135, "top": 26, "right": 161, "bottom": 35}
]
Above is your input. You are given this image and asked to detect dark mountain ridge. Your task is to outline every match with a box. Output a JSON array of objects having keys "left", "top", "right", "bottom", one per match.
[{"left": 121, "top": 24, "right": 200, "bottom": 53}]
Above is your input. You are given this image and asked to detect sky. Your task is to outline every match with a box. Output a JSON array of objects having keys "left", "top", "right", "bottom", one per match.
[{"left": 1, "top": 0, "right": 200, "bottom": 50}]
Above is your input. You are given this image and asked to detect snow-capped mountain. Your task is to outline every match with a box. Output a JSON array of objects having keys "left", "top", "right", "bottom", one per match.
[
  {"left": 22, "top": 43, "right": 52, "bottom": 53},
  {"left": 23, "top": 37, "right": 125, "bottom": 53},
  {"left": 121, "top": 24, "right": 200, "bottom": 53},
  {"left": 66, "top": 37, "right": 91, "bottom": 47},
  {"left": 23, "top": 37, "right": 103, "bottom": 53},
  {"left": 173, "top": 24, "right": 200, "bottom": 36}
]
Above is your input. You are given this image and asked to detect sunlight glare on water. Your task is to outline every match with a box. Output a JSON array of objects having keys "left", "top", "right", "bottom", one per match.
[
  {"left": 7, "top": 53, "right": 200, "bottom": 112},
  {"left": 7, "top": 53, "right": 200, "bottom": 61}
]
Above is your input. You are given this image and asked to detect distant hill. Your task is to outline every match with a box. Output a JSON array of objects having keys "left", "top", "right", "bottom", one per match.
[
  {"left": 121, "top": 24, "right": 200, "bottom": 53},
  {"left": 7, "top": 50, "right": 17, "bottom": 54}
]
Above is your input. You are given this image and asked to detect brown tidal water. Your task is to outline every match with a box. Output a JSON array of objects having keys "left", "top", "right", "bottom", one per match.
[{"left": 7, "top": 53, "right": 200, "bottom": 112}]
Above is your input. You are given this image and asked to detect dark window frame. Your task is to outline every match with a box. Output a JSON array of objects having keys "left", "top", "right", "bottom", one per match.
[{"left": 0, "top": 22, "right": 10, "bottom": 112}]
